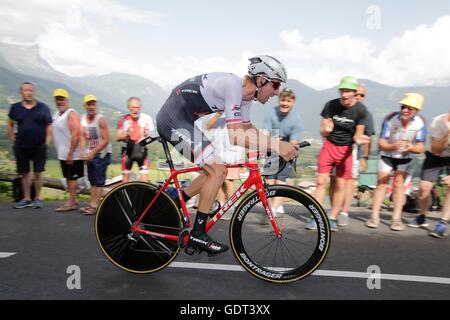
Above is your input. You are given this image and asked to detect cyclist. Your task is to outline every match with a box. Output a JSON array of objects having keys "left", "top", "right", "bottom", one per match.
[
  {"left": 408, "top": 112, "right": 450, "bottom": 238},
  {"left": 116, "top": 97, "right": 155, "bottom": 183},
  {"left": 156, "top": 55, "right": 299, "bottom": 254},
  {"left": 366, "top": 93, "right": 426, "bottom": 231}
]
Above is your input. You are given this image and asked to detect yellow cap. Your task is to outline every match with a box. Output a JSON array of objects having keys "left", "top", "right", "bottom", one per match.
[
  {"left": 53, "top": 88, "right": 70, "bottom": 99},
  {"left": 83, "top": 94, "right": 97, "bottom": 104},
  {"left": 399, "top": 93, "right": 424, "bottom": 111}
]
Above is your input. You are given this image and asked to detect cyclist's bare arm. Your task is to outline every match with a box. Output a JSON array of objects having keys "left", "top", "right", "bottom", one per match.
[{"left": 227, "top": 122, "right": 298, "bottom": 160}]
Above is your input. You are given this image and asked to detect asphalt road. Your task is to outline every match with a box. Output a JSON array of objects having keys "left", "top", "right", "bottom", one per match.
[{"left": 1, "top": 202, "right": 449, "bottom": 303}]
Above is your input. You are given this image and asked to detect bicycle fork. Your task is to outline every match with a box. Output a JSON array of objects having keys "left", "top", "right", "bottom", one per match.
[{"left": 257, "top": 185, "right": 283, "bottom": 238}]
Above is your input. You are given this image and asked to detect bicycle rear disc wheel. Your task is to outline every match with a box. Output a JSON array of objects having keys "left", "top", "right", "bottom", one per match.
[
  {"left": 95, "top": 182, "right": 183, "bottom": 273},
  {"left": 230, "top": 185, "right": 330, "bottom": 283}
]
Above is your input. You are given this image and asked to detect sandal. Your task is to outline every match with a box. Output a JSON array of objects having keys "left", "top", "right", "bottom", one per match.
[
  {"left": 390, "top": 220, "right": 405, "bottom": 231},
  {"left": 55, "top": 203, "right": 77, "bottom": 212},
  {"left": 365, "top": 218, "right": 379, "bottom": 229},
  {"left": 80, "top": 206, "right": 97, "bottom": 215}
]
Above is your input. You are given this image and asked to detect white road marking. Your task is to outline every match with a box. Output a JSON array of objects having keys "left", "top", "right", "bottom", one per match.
[
  {"left": 314, "top": 270, "right": 450, "bottom": 284},
  {"left": 169, "top": 262, "right": 450, "bottom": 285},
  {"left": 171, "top": 262, "right": 243, "bottom": 272},
  {"left": 0, "top": 252, "right": 17, "bottom": 258}
]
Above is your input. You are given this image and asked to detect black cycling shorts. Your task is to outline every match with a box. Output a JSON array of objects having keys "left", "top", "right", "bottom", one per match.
[{"left": 156, "top": 75, "right": 216, "bottom": 166}]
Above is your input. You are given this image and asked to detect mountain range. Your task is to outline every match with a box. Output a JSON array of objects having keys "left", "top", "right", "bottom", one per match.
[{"left": 1, "top": 42, "right": 450, "bottom": 138}]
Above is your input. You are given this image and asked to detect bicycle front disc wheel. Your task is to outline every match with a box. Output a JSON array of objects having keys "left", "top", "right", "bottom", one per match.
[
  {"left": 95, "top": 182, "right": 183, "bottom": 273},
  {"left": 230, "top": 185, "right": 331, "bottom": 283}
]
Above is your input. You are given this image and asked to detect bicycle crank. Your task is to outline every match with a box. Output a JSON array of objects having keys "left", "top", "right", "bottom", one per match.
[{"left": 178, "top": 228, "right": 190, "bottom": 249}]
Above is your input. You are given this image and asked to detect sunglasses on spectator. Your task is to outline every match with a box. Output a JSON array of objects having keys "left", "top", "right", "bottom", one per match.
[
  {"left": 355, "top": 93, "right": 365, "bottom": 97},
  {"left": 401, "top": 105, "right": 416, "bottom": 111}
]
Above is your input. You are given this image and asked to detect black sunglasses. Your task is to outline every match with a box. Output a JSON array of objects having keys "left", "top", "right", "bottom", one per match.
[
  {"left": 271, "top": 81, "right": 281, "bottom": 90},
  {"left": 355, "top": 93, "right": 365, "bottom": 97},
  {"left": 263, "top": 77, "right": 281, "bottom": 90}
]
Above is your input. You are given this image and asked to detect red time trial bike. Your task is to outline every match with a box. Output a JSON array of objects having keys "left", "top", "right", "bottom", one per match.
[{"left": 95, "top": 134, "right": 330, "bottom": 283}]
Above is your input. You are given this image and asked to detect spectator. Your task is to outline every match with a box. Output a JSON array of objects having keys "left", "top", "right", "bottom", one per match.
[
  {"left": 263, "top": 88, "right": 302, "bottom": 218},
  {"left": 330, "top": 83, "right": 375, "bottom": 226},
  {"left": 408, "top": 112, "right": 450, "bottom": 238},
  {"left": 7, "top": 82, "right": 52, "bottom": 209},
  {"left": 51, "top": 88, "right": 83, "bottom": 212},
  {"left": 366, "top": 93, "right": 426, "bottom": 231},
  {"left": 79, "top": 95, "right": 112, "bottom": 215},
  {"left": 306, "top": 76, "right": 370, "bottom": 232},
  {"left": 116, "top": 97, "right": 155, "bottom": 183}
]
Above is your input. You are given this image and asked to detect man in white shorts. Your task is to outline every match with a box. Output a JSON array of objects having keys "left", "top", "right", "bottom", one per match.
[{"left": 366, "top": 93, "right": 426, "bottom": 231}]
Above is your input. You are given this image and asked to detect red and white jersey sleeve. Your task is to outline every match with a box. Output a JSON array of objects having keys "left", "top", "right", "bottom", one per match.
[{"left": 199, "top": 72, "right": 252, "bottom": 124}]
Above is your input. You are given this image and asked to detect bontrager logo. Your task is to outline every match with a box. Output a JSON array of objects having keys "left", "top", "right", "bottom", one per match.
[
  {"left": 239, "top": 253, "right": 282, "bottom": 279},
  {"left": 308, "top": 204, "right": 327, "bottom": 251},
  {"left": 238, "top": 190, "right": 277, "bottom": 221}
]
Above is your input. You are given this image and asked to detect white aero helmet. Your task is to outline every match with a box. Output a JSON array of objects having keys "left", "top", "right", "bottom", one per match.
[{"left": 248, "top": 55, "right": 288, "bottom": 83}]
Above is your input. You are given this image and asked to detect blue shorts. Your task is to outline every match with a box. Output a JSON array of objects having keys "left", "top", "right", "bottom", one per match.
[
  {"left": 266, "top": 162, "right": 294, "bottom": 182},
  {"left": 87, "top": 153, "right": 111, "bottom": 187}
]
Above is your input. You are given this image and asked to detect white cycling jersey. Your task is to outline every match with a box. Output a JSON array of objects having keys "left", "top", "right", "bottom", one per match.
[{"left": 198, "top": 72, "right": 252, "bottom": 124}]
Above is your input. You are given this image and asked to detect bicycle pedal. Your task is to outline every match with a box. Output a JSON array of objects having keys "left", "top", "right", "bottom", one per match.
[
  {"left": 184, "top": 247, "right": 196, "bottom": 256},
  {"left": 178, "top": 228, "right": 190, "bottom": 249}
]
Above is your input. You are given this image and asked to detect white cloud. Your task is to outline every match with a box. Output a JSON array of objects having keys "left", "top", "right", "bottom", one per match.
[
  {"left": 44, "top": 14, "right": 450, "bottom": 90},
  {"left": 37, "top": 22, "right": 133, "bottom": 76},
  {"left": 133, "top": 55, "right": 250, "bottom": 87},
  {"left": 0, "top": 0, "right": 164, "bottom": 44},
  {"left": 0, "top": 0, "right": 165, "bottom": 78},
  {"left": 1, "top": 2, "right": 450, "bottom": 90},
  {"left": 278, "top": 15, "right": 450, "bottom": 89}
]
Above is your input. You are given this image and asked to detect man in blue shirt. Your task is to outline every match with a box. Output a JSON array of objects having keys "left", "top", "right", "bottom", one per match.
[
  {"left": 262, "top": 88, "right": 302, "bottom": 218},
  {"left": 7, "top": 82, "right": 52, "bottom": 209}
]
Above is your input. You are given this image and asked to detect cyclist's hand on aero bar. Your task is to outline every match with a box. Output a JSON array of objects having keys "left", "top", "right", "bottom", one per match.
[{"left": 279, "top": 140, "right": 299, "bottom": 161}]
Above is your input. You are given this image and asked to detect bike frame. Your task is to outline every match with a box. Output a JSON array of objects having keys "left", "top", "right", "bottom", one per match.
[{"left": 131, "top": 138, "right": 282, "bottom": 242}]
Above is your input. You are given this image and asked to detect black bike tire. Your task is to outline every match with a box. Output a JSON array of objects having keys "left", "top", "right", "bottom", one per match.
[
  {"left": 229, "top": 185, "right": 331, "bottom": 283},
  {"left": 95, "top": 181, "right": 183, "bottom": 273}
]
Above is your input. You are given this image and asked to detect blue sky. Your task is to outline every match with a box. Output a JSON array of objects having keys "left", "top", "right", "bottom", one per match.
[{"left": 1, "top": 0, "right": 450, "bottom": 89}]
